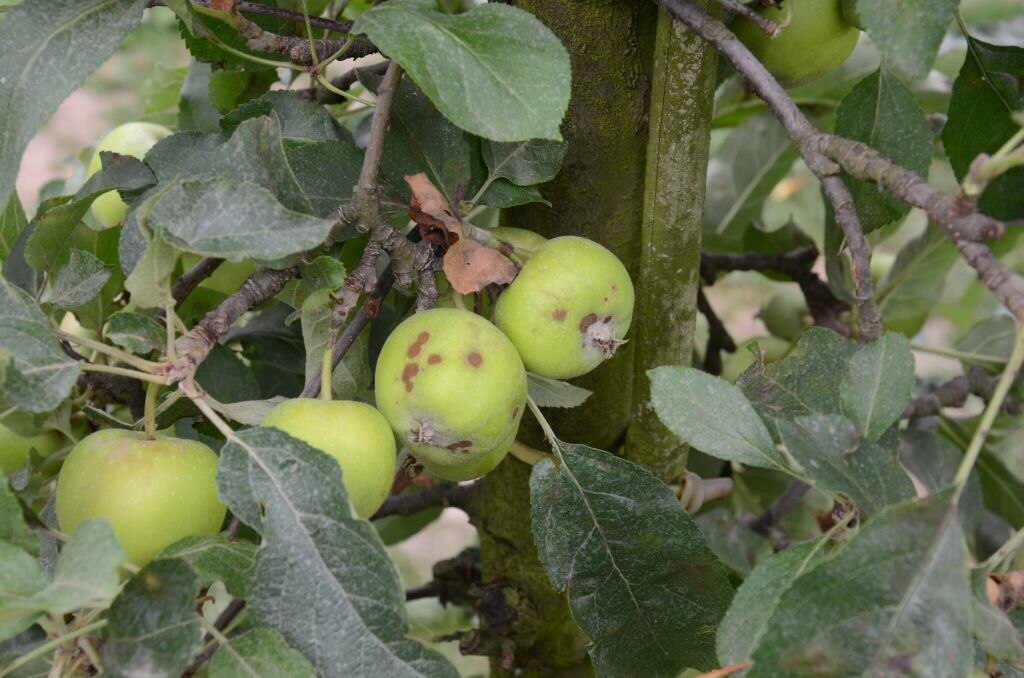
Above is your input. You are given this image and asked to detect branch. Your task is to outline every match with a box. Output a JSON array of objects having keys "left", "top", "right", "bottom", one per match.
[
  {"left": 715, "top": 0, "right": 780, "bottom": 36},
  {"left": 172, "top": 256, "right": 224, "bottom": 307},
  {"left": 148, "top": 0, "right": 355, "bottom": 35},
  {"left": 696, "top": 288, "right": 734, "bottom": 376},
  {"left": 168, "top": 267, "right": 297, "bottom": 383},
  {"left": 371, "top": 481, "right": 481, "bottom": 520},
  {"left": 742, "top": 479, "right": 810, "bottom": 549},
  {"left": 902, "top": 366, "right": 1023, "bottom": 419}
]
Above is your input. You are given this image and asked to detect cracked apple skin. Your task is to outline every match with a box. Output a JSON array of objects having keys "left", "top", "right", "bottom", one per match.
[
  {"left": 55, "top": 430, "right": 225, "bottom": 566},
  {"left": 494, "top": 236, "right": 634, "bottom": 380},
  {"left": 375, "top": 308, "right": 527, "bottom": 481},
  {"left": 262, "top": 399, "right": 396, "bottom": 518},
  {"left": 87, "top": 122, "right": 172, "bottom": 228},
  {"left": 732, "top": 0, "right": 860, "bottom": 88}
]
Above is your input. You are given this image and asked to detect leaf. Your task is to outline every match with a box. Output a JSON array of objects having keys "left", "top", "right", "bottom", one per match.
[
  {"left": 527, "top": 372, "right": 592, "bottom": 409},
  {"left": 717, "top": 539, "right": 831, "bottom": 668},
  {"left": 971, "top": 569, "right": 1024, "bottom": 661},
  {"left": 149, "top": 177, "right": 334, "bottom": 261},
  {"left": 123, "top": 227, "right": 178, "bottom": 309},
  {"left": 899, "top": 426, "right": 984, "bottom": 535},
  {"left": 298, "top": 257, "right": 346, "bottom": 293},
  {"left": 196, "top": 344, "right": 261, "bottom": 404},
  {"left": 101, "top": 559, "right": 203, "bottom": 678},
  {"left": 943, "top": 36, "right": 1024, "bottom": 220},
  {"left": 530, "top": 443, "right": 734, "bottom": 674},
  {"left": 300, "top": 290, "right": 371, "bottom": 401},
  {"left": 876, "top": 226, "right": 958, "bottom": 337},
  {"left": 833, "top": 66, "right": 933, "bottom": 234},
  {"left": 475, "top": 179, "right": 548, "bottom": 209},
  {"left": 778, "top": 416, "right": 915, "bottom": 514},
  {"left": 26, "top": 519, "right": 125, "bottom": 616},
  {"left": 0, "top": 277, "right": 81, "bottom": 412},
  {"left": 0, "top": 542, "right": 46, "bottom": 641},
  {"left": 208, "top": 396, "right": 287, "bottom": 427},
  {"left": 40, "top": 249, "right": 111, "bottom": 308},
  {"left": 956, "top": 314, "right": 1017, "bottom": 370},
  {"left": 208, "top": 69, "right": 277, "bottom": 115},
  {"left": 106, "top": 310, "right": 168, "bottom": 354},
  {"left": 208, "top": 628, "right": 316, "bottom": 678},
  {"left": 854, "top": 0, "right": 958, "bottom": 78},
  {"left": 747, "top": 492, "right": 971, "bottom": 678},
  {"left": 703, "top": 113, "right": 799, "bottom": 247},
  {"left": 220, "top": 91, "right": 345, "bottom": 142},
  {"left": 354, "top": 0, "right": 570, "bottom": 142},
  {"left": 695, "top": 507, "right": 770, "bottom": 577},
  {"left": 0, "top": 0, "right": 147, "bottom": 205},
  {"left": 158, "top": 535, "right": 257, "bottom": 598},
  {"left": 839, "top": 332, "right": 915, "bottom": 439},
  {"left": 0, "top": 193, "right": 27, "bottom": 263},
  {"left": 216, "top": 428, "right": 459, "bottom": 677},
  {"left": 649, "top": 366, "right": 786, "bottom": 471},
  {"left": 178, "top": 61, "right": 221, "bottom": 133},
  {"left": 0, "top": 480, "right": 36, "bottom": 554},
  {"left": 481, "top": 138, "right": 566, "bottom": 186}
]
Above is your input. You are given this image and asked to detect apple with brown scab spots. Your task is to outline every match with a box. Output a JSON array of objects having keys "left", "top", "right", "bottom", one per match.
[
  {"left": 494, "top": 236, "right": 634, "bottom": 380},
  {"left": 374, "top": 308, "right": 527, "bottom": 481}
]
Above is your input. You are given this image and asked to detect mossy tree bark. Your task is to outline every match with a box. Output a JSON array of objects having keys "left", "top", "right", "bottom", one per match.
[{"left": 469, "top": 2, "right": 716, "bottom": 675}]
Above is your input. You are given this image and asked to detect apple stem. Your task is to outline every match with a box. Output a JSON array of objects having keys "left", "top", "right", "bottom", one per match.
[
  {"left": 144, "top": 382, "right": 159, "bottom": 440},
  {"left": 320, "top": 345, "right": 333, "bottom": 401}
]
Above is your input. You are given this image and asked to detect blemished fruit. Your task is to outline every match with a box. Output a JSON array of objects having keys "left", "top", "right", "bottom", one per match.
[
  {"left": 262, "top": 399, "right": 396, "bottom": 518},
  {"left": 494, "top": 236, "right": 634, "bottom": 380},
  {"left": 181, "top": 253, "right": 257, "bottom": 297},
  {"left": 87, "top": 122, "right": 172, "bottom": 228},
  {"left": 0, "top": 425, "right": 62, "bottom": 475},
  {"left": 732, "top": 0, "right": 860, "bottom": 88},
  {"left": 56, "top": 430, "right": 225, "bottom": 565},
  {"left": 720, "top": 336, "right": 792, "bottom": 383},
  {"left": 375, "top": 308, "right": 527, "bottom": 481},
  {"left": 489, "top": 227, "right": 547, "bottom": 256},
  {"left": 761, "top": 290, "right": 808, "bottom": 341}
]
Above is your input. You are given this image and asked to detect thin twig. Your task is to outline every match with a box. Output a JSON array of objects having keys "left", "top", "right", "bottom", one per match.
[
  {"left": 371, "top": 481, "right": 482, "bottom": 520},
  {"left": 742, "top": 480, "right": 810, "bottom": 549},
  {"left": 172, "top": 257, "right": 224, "bottom": 306},
  {"left": 182, "top": 599, "right": 246, "bottom": 676},
  {"left": 697, "top": 288, "right": 735, "bottom": 376},
  {"left": 715, "top": 0, "right": 780, "bottom": 36},
  {"left": 148, "top": 0, "right": 354, "bottom": 34},
  {"left": 902, "top": 367, "right": 1023, "bottom": 419}
]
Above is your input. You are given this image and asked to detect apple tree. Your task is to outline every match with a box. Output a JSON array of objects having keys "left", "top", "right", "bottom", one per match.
[{"left": 1, "top": 0, "right": 1024, "bottom": 676}]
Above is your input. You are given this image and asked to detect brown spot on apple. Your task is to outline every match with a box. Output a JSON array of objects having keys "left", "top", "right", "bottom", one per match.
[
  {"left": 552, "top": 308, "right": 567, "bottom": 321},
  {"left": 427, "top": 353, "right": 443, "bottom": 365},
  {"left": 401, "top": 363, "right": 419, "bottom": 392},
  {"left": 467, "top": 352, "right": 483, "bottom": 368},
  {"left": 406, "top": 331, "right": 431, "bottom": 358},
  {"left": 579, "top": 313, "right": 598, "bottom": 333},
  {"left": 445, "top": 440, "right": 474, "bottom": 452}
]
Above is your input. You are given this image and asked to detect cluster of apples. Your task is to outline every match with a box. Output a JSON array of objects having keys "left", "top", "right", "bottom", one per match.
[{"left": 53, "top": 130, "right": 635, "bottom": 563}]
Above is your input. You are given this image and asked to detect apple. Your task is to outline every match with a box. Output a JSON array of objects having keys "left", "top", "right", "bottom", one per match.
[
  {"left": 720, "top": 336, "right": 792, "bottom": 383},
  {"left": 761, "top": 290, "right": 808, "bottom": 341},
  {"left": 732, "top": 0, "right": 860, "bottom": 88},
  {"left": 86, "top": 122, "right": 172, "bottom": 228},
  {"left": 494, "top": 236, "right": 634, "bottom": 379},
  {"left": 55, "top": 430, "right": 225, "bottom": 565},
  {"left": 180, "top": 253, "right": 257, "bottom": 297},
  {"left": 0, "top": 425, "right": 63, "bottom": 475},
  {"left": 489, "top": 227, "right": 547, "bottom": 257},
  {"left": 262, "top": 399, "right": 396, "bottom": 518},
  {"left": 374, "top": 308, "right": 527, "bottom": 480}
]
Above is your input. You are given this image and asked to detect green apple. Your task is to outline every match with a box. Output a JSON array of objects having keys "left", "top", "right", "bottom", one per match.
[
  {"left": 761, "top": 290, "right": 808, "bottom": 341},
  {"left": 375, "top": 308, "right": 527, "bottom": 480},
  {"left": 55, "top": 430, "right": 225, "bottom": 565},
  {"left": 732, "top": 0, "right": 860, "bottom": 88},
  {"left": 720, "top": 336, "right": 792, "bottom": 383},
  {"left": 262, "top": 399, "right": 396, "bottom": 518},
  {"left": 180, "top": 253, "right": 257, "bottom": 297},
  {"left": 0, "top": 425, "right": 63, "bottom": 475},
  {"left": 489, "top": 227, "right": 547, "bottom": 257},
  {"left": 494, "top": 236, "right": 634, "bottom": 380},
  {"left": 87, "top": 122, "right": 172, "bottom": 228}
]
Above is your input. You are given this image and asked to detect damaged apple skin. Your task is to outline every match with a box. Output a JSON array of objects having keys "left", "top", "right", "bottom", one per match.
[
  {"left": 375, "top": 308, "right": 527, "bottom": 480},
  {"left": 494, "top": 236, "right": 634, "bottom": 380}
]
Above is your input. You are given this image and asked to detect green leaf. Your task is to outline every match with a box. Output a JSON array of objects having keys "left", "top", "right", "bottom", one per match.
[
  {"left": 354, "top": 0, "right": 570, "bottom": 142},
  {"left": 374, "top": 507, "right": 443, "bottom": 547},
  {"left": 106, "top": 310, "right": 167, "bottom": 355},
  {"left": 39, "top": 249, "right": 111, "bottom": 309},
  {"left": 123, "top": 227, "right": 178, "bottom": 309},
  {"left": 717, "top": 539, "right": 831, "bottom": 668},
  {"left": 178, "top": 61, "right": 220, "bottom": 133},
  {"left": 27, "top": 519, "right": 125, "bottom": 616},
  {"left": 0, "top": 277, "right": 81, "bottom": 413},
  {"left": 943, "top": 36, "right": 1024, "bottom": 220},
  {"left": 149, "top": 178, "right": 334, "bottom": 261},
  {"left": 649, "top": 366, "right": 786, "bottom": 471},
  {"left": 0, "top": 542, "right": 46, "bottom": 641},
  {"left": 300, "top": 289, "right": 371, "bottom": 401},
  {"left": 298, "top": 257, "right": 346, "bottom": 293},
  {"left": 530, "top": 443, "right": 734, "bottom": 674},
  {"left": 839, "top": 332, "right": 915, "bottom": 439},
  {"left": 475, "top": 179, "right": 548, "bottom": 208},
  {"left": 208, "top": 628, "right": 316, "bottom": 678},
  {"left": 0, "top": 480, "right": 36, "bottom": 554},
  {"left": 747, "top": 492, "right": 971, "bottom": 677},
  {"left": 695, "top": 507, "right": 770, "bottom": 577},
  {"left": 220, "top": 91, "right": 345, "bottom": 142},
  {"left": 900, "top": 426, "right": 984, "bottom": 535},
  {"left": 854, "top": 0, "right": 958, "bottom": 79},
  {"left": 196, "top": 344, "right": 261, "bottom": 404},
  {"left": 0, "top": 0, "right": 147, "bottom": 204},
  {"left": 526, "top": 372, "right": 592, "bottom": 409},
  {"left": 833, "top": 66, "right": 933, "bottom": 233},
  {"left": 158, "top": 535, "right": 257, "bottom": 598},
  {"left": 971, "top": 569, "right": 1024, "bottom": 661},
  {"left": 876, "top": 226, "right": 958, "bottom": 337},
  {"left": 956, "top": 314, "right": 1017, "bottom": 370},
  {"left": 216, "top": 428, "right": 459, "bottom": 677},
  {"left": 703, "top": 113, "right": 798, "bottom": 247},
  {"left": 481, "top": 138, "right": 566, "bottom": 186},
  {"left": 778, "top": 416, "right": 914, "bottom": 514},
  {"left": 0, "top": 193, "right": 27, "bottom": 264},
  {"left": 208, "top": 69, "right": 277, "bottom": 115},
  {"left": 101, "top": 559, "right": 203, "bottom": 678}
]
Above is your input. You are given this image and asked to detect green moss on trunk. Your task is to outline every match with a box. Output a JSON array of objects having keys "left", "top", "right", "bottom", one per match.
[{"left": 625, "top": 5, "right": 719, "bottom": 481}]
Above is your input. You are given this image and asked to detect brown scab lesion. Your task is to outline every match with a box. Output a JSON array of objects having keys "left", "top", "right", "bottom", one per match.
[
  {"left": 552, "top": 308, "right": 567, "bottom": 321},
  {"left": 511, "top": 404, "right": 520, "bottom": 420},
  {"left": 401, "top": 363, "right": 419, "bottom": 392},
  {"left": 445, "top": 440, "right": 474, "bottom": 453},
  {"left": 467, "top": 352, "right": 483, "bottom": 368},
  {"left": 407, "top": 331, "right": 431, "bottom": 358},
  {"left": 579, "top": 313, "right": 598, "bottom": 333},
  {"left": 427, "top": 353, "right": 443, "bottom": 365}
]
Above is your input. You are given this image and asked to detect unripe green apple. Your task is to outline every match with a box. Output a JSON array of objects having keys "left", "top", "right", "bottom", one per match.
[
  {"left": 840, "top": 0, "right": 865, "bottom": 30},
  {"left": 87, "top": 122, "right": 172, "bottom": 228},
  {"left": 489, "top": 227, "right": 547, "bottom": 256},
  {"left": 180, "top": 253, "right": 257, "bottom": 297},
  {"left": 56, "top": 430, "right": 225, "bottom": 565},
  {"left": 375, "top": 308, "right": 527, "bottom": 480},
  {"left": 720, "top": 336, "right": 792, "bottom": 383},
  {"left": 761, "top": 290, "right": 808, "bottom": 341},
  {"left": 494, "top": 236, "right": 634, "bottom": 380},
  {"left": 732, "top": 0, "right": 860, "bottom": 88},
  {"left": 262, "top": 399, "right": 396, "bottom": 518},
  {"left": 0, "top": 425, "right": 62, "bottom": 475}
]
